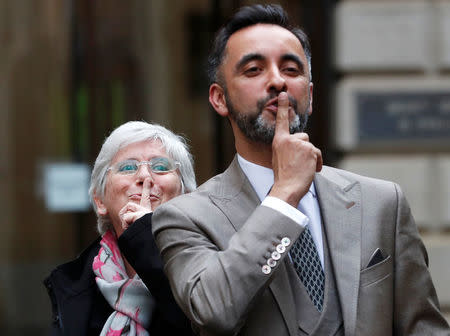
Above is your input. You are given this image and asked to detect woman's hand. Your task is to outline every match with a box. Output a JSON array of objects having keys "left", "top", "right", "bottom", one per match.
[{"left": 119, "top": 178, "right": 153, "bottom": 230}]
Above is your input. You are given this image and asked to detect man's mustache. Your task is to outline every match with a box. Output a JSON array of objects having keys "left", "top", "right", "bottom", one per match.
[{"left": 256, "top": 93, "right": 298, "bottom": 113}]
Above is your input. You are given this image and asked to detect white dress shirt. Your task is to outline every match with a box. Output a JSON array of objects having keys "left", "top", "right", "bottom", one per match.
[{"left": 237, "top": 154, "right": 324, "bottom": 268}]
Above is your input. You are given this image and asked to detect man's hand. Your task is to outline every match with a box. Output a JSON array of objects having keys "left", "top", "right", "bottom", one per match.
[
  {"left": 269, "top": 92, "right": 322, "bottom": 207},
  {"left": 119, "top": 177, "right": 153, "bottom": 230}
]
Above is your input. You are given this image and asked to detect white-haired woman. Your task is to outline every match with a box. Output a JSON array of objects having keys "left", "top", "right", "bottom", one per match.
[{"left": 44, "top": 121, "right": 196, "bottom": 336}]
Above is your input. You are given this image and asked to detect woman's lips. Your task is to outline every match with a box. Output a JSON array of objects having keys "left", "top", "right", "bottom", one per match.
[
  {"left": 129, "top": 194, "right": 141, "bottom": 201},
  {"left": 128, "top": 193, "right": 160, "bottom": 201}
]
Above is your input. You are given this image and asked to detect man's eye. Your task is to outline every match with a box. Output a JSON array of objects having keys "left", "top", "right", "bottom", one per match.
[
  {"left": 244, "top": 67, "right": 261, "bottom": 75},
  {"left": 283, "top": 67, "right": 300, "bottom": 74}
]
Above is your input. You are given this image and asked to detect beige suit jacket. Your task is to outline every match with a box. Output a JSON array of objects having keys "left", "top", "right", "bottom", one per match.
[{"left": 152, "top": 157, "right": 449, "bottom": 336}]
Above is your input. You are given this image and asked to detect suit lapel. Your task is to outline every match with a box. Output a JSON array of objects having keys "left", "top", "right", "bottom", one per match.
[
  {"left": 209, "top": 157, "right": 260, "bottom": 232},
  {"left": 210, "top": 157, "right": 298, "bottom": 336},
  {"left": 314, "top": 168, "right": 361, "bottom": 336}
]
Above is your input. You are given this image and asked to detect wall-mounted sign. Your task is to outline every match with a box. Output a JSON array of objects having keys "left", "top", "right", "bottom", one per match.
[
  {"left": 335, "top": 77, "right": 450, "bottom": 151},
  {"left": 43, "top": 163, "right": 90, "bottom": 212},
  {"left": 357, "top": 92, "right": 450, "bottom": 143}
]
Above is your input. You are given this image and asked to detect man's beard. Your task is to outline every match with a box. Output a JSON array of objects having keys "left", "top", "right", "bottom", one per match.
[{"left": 225, "top": 92, "right": 310, "bottom": 144}]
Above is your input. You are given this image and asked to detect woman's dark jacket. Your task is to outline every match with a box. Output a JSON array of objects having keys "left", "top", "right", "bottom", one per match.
[{"left": 44, "top": 213, "right": 194, "bottom": 336}]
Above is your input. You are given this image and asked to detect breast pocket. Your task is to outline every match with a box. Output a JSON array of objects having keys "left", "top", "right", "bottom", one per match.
[
  {"left": 356, "top": 255, "right": 394, "bottom": 335},
  {"left": 360, "top": 255, "right": 392, "bottom": 287}
]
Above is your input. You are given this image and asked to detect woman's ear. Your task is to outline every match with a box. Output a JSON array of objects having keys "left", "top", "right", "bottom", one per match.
[
  {"left": 93, "top": 193, "right": 108, "bottom": 216},
  {"left": 209, "top": 83, "right": 229, "bottom": 117}
]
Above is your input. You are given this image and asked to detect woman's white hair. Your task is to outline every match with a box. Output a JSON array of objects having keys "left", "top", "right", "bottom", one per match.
[{"left": 89, "top": 121, "right": 196, "bottom": 234}]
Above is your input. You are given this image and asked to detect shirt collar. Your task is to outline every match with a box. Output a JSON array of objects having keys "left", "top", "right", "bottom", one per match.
[{"left": 237, "top": 154, "right": 316, "bottom": 202}]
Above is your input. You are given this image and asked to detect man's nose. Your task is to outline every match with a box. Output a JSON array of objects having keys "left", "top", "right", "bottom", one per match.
[{"left": 267, "top": 66, "right": 287, "bottom": 92}]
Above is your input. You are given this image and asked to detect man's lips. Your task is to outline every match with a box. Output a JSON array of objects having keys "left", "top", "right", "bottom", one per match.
[
  {"left": 265, "top": 97, "right": 278, "bottom": 110},
  {"left": 264, "top": 97, "right": 292, "bottom": 114}
]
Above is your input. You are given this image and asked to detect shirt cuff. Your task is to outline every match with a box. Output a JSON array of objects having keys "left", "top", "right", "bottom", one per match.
[{"left": 261, "top": 196, "right": 309, "bottom": 227}]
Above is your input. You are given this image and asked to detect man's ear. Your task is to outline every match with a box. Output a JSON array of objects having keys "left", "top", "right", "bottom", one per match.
[
  {"left": 209, "top": 83, "right": 229, "bottom": 117},
  {"left": 93, "top": 193, "right": 108, "bottom": 216},
  {"left": 308, "top": 82, "right": 313, "bottom": 116}
]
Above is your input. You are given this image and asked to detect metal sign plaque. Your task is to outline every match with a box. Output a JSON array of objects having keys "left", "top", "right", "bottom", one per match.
[{"left": 357, "top": 92, "right": 450, "bottom": 145}]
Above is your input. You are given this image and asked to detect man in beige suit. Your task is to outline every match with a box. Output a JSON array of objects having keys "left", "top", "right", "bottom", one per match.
[{"left": 152, "top": 4, "right": 450, "bottom": 335}]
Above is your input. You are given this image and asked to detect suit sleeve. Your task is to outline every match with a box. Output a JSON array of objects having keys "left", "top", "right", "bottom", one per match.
[
  {"left": 393, "top": 184, "right": 450, "bottom": 335},
  {"left": 118, "top": 213, "right": 194, "bottom": 335},
  {"left": 152, "top": 201, "right": 304, "bottom": 335}
]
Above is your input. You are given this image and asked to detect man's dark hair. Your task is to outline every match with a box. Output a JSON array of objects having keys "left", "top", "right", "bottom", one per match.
[{"left": 207, "top": 4, "right": 312, "bottom": 86}]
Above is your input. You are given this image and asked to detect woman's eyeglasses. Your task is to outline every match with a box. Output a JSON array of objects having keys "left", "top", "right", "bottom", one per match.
[{"left": 108, "top": 157, "right": 180, "bottom": 175}]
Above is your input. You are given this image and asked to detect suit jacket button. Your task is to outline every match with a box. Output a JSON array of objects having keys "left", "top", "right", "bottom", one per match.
[
  {"left": 281, "top": 237, "right": 291, "bottom": 247},
  {"left": 271, "top": 251, "right": 281, "bottom": 260},
  {"left": 276, "top": 244, "right": 286, "bottom": 254},
  {"left": 262, "top": 265, "right": 271, "bottom": 274},
  {"left": 267, "top": 258, "right": 277, "bottom": 268}
]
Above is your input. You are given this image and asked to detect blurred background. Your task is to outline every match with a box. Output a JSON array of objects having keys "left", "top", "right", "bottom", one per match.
[{"left": 1, "top": 0, "right": 449, "bottom": 334}]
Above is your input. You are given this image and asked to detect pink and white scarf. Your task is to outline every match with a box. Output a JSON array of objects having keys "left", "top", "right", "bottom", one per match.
[{"left": 93, "top": 230, "right": 154, "bottom": 336}]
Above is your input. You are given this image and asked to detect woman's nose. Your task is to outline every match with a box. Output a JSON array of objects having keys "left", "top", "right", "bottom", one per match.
[{"left": 136, "top": 163, "right": 153, "bottom": 181}]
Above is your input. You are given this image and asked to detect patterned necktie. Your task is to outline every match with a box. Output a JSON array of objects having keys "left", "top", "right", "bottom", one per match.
[{"left": 290, "top": 226, "right": 325, "bottom": 311}]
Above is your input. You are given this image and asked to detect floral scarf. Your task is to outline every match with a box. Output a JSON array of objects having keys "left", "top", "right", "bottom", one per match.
[{"left": 93, "top": 230, "right": 154, "bottom": 336}]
